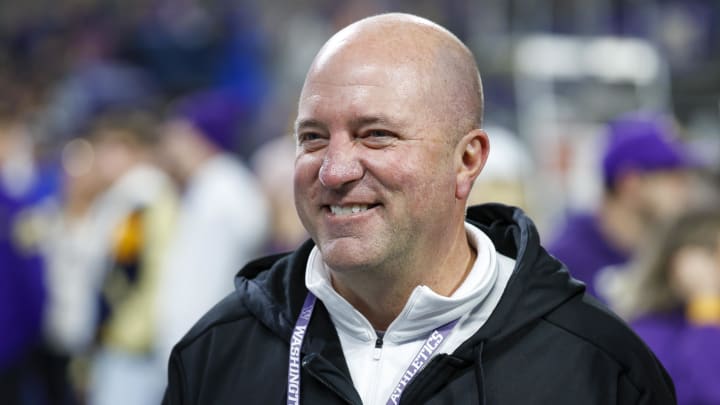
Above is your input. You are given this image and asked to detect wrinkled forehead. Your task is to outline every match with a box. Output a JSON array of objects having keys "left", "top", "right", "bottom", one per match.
[
  {"left": 298, "top": 57, "right": 432, "bottom": 130},
  {"left": 300, "top": 41, "right": 435, "bottom": 114},
  {"left": 305, "top": 55, "right": 427, "bottom": 97}
]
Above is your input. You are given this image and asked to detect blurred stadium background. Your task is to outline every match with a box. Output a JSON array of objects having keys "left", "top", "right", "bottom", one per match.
[{"left": 1, "top": 1, "right": 719, "bottom": 404}]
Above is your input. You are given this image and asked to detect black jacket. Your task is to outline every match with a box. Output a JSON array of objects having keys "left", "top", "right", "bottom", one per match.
[{"left": 163, "top": 204, "right": 676, "bottom": 404}]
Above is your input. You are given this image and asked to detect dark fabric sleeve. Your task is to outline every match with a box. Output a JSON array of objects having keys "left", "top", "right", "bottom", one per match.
[
  {"left": 616, "top": 373, "right": 641, "bottom": 405},
  {"left": 162, "top": 351, "right": 186, "bottom": 405},
  {"left": 616, "top": 371, "right": 676, "bottom": 405},
  {"left": 545, "top": 295, "right": 677, "bottom": 405}
]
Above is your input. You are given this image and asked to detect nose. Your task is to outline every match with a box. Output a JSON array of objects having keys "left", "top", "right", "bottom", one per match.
[{"left": 318, "top": 137, "right": 363, "bottom": 189}]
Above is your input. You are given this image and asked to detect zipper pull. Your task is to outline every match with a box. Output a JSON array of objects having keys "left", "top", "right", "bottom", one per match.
[{"left": 373, "top": 336, "right": 383, "bottom": 360}]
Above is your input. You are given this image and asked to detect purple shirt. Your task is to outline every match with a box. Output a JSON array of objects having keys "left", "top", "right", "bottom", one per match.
[
  {"left": 547, "top": 213, "right": 629, "bottom": 299},
  {"left": 633, "top": 310, "right": 720, "bottom": 405},
  {"left": 0, "top": 188, "right": 46, "bottom": 370}
]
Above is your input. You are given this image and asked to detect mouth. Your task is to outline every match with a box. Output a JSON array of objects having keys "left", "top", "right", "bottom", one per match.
[{"left": 327, "top": 203, "right": 380, "bottom": 217}]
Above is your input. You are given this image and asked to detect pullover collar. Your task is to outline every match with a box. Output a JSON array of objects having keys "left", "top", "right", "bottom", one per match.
[{"left": 306, "top": 222, "right": 499, "bottom": 344}]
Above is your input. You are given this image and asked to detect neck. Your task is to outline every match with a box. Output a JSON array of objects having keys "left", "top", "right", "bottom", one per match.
[{"left": 330, "top": 225, "right": 476, "bottom": 330}]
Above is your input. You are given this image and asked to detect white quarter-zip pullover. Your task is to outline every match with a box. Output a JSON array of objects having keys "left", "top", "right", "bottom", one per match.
[{"left": 306, "top": 222, "right": 515, "bottom": 405}]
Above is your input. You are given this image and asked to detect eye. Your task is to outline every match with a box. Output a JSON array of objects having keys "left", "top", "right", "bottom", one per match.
[
  {"left": 297, "top": 131, "right": 328, "bottom": 151},
  {"left": 298, "top": 132, "right": 320, "bottom": 142},
  {"left": 360, "top": 129, "right": 396, "bottom": 147},
  {"left": 367, "top": 129, "right": 391, "bottom": 138}
]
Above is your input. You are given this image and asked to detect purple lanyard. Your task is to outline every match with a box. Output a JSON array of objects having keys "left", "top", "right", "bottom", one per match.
[
  {"left": 287, "top": 292, "right": 458, "bottom": 405},
  {"left": 287, "top": 293, "right": 316, "bottom": 405}
]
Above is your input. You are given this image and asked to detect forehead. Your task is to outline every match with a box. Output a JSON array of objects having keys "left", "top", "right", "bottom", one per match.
[{"left": 298, "top": 59, "right": 430, "bottom": 127}]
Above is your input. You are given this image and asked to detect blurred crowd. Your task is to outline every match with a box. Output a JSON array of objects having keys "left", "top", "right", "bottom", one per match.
[{"left": 1, "top": 1, "right": 719, "bottom": 404}]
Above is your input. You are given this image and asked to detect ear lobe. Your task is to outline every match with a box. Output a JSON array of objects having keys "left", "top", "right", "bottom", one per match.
[{"left": 456, "top": 129, "right": 490, "bottom": 200}]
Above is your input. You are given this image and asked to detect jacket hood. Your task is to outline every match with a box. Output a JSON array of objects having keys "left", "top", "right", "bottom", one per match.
[
  {"left": 456, "top": 204, "right": 584, "bottom": 354},
  {"left": 234, "top": 203, "right": 585, "bottom": 350}
]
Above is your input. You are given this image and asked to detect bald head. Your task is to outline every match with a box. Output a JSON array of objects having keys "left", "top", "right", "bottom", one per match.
[
  {"left": 294, "top": 13, "right": 491, "bottom": 288},
  {"left": 302, "top": 13, "right": 484, "bottom": 139}
]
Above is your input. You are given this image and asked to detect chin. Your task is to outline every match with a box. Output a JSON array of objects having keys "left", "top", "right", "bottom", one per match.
[
  {"left": 321, "top": 252, "right": 371, "bottom": 273},
  {"left": 318, "top": 239, "right": 379, "bottom": 273}
]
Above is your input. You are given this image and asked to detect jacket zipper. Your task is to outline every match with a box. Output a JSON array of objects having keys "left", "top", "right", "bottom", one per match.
[
  {"left": 367, "top": 334, "right": 385, "bottom": 404},
  {"left": 373, "top": 335, "right": 384, "bottom": 360}
]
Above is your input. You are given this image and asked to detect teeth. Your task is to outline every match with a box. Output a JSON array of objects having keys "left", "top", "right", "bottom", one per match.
[{"left": 330, "top": 204, "right": 369, "bottom": 216}]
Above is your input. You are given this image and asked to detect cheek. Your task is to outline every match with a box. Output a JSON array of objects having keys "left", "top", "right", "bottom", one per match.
[
  {"left": 648, "top": 180, "right": 689, "bottom": 216},
  {"left": 293, "top": 155, "right": 321, "bottom": 199},
  {"left": 379, "top": 150, "right": 454, "bottom": 202}
]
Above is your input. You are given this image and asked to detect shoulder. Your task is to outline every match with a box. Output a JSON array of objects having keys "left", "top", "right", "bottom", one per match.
[
  {"left": 164, "top": 290, "right": 291, "bottom": 404},
  {"left": 171, "top": 248, "right": 304, "bottom": 357},
  {"left": 164, "top": 247, "right": 316, "bottom": 403},
  {"left": 168, "top": 288, "right": 288, "bottom": 378},
  {"left": 545, "top": 294, "right": 650, "bottom": 358},
  {"left": 173, "top": 292, "right": 256, "bottom": 353},
  {"left": 543, "top": 293, "right": 675, "bottom": 398}
]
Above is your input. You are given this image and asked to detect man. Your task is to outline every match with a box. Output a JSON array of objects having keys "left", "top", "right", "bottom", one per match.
[
  {"left": 466, "top": 125, "right": 533, "bottom": 210},
  {"left": 548, "top": 113, "right": 696, "bottom": 300},
  {"left": 154, "top": 90, "right": 270, "bottom": 374},
  {"left": 0, "top": 110, "right": 47, "bottom": 404},
  {"left": 42, "top": 111, "right": 178, "bottom": 405},
  {"left": 163, "top": 14, "right": 675, "bottom": 404}
]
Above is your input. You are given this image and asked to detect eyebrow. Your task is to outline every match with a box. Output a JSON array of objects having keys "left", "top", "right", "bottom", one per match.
[
  {"left": 294, "top": 115, "right": 399, "bottom": 133},
  {"left": 294, "top": 118, "right": 325, "bottom": 134},
  {"left": 349, "top": 115, "right": 397, "bottom": 129}
]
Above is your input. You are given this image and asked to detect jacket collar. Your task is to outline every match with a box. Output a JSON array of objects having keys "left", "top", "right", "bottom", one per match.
[
  {"left": 454, "top": 204, "right": 584, "bottom": 353},
  {"left": 304, "top": 221, "right": 500, "bottom": 344},
  {"left": 235, "top": 203, "right": 584, "bottom": 347}
]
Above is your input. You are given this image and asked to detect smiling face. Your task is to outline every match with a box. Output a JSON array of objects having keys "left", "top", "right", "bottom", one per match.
[{"left": 293, "top": 18, "right": 484, "bottom": 275}]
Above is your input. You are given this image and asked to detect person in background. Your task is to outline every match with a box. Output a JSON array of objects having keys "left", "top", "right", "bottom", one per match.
[
  {"left": 466, "top": 125, "right": 534, "bottom": 211},
  {"left": 163, "top": 14, "right": 674, "bottom": 404},
  {"left": 42, "top": 110, "right": 177, "bottom": 405},
  {"left": 251, "top": 133, "right": 308, "bottom": 254},
  {"left": 154, "top": 90, "right": 270, "bottom": 374},
  {"left": 0, "top": 109, "right": 49, "bottom": 405},
  {"left": 547, "top": 112, "right": 697, "bottom": 299},
  {"left": 606, "top": 209, "right": 720, "bottom": 405}
]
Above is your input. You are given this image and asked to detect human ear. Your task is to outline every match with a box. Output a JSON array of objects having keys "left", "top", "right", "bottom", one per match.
[{"left": 455, "top": 129, "right": 489, "bottom": 200}]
